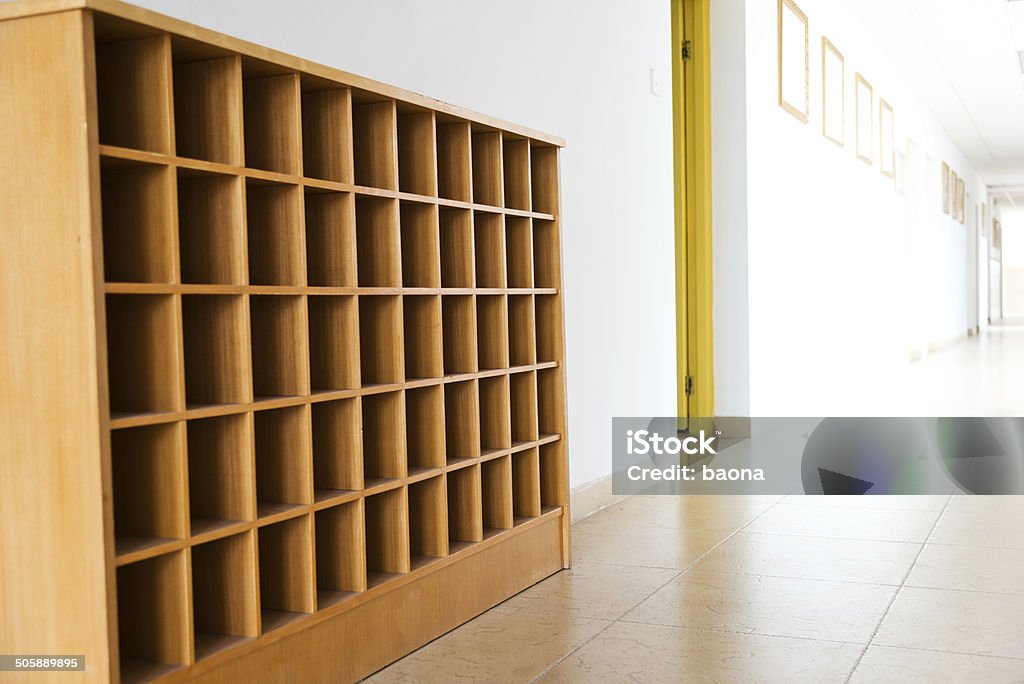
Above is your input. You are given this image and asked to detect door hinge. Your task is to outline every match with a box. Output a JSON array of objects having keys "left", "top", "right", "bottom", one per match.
[
  {"left": 681, "top": 40, "right": 693, "bottom": 62},
  {"left": 684, "top": 375, "right": 694, "bottom": 396}
]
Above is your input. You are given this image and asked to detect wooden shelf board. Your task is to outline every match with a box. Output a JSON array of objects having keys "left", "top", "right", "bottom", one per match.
[
  {"left": 189, "top": 518, "right": 250, "bottom": 545},
  {"left": 366, "top": 571, "right": 403, "bottom": 590},
  {"left": 406, "top": 466, "right": 443, "bottom": 483},
  {"left": 104, "top": 282, "right": 558, "bottom": 296},
  {"left": 256, "top": 501, "right": 308, "bottom": 524},
  {"left": 194, "top": 632, "right": 252, "bottom": 662},
  {"left": 261, "top": 609, "right": 308, "bottom": 634},
  {"left": 410, "top": 555, "right": 443, "bottom": 572},
  {"left": 312, "top": 488, "right": 361, "bottom": 508},
  {"left": 316, "top": 590, "right": 360, "bottom": 611},
  {"left": 114, "top": 536, "right": 180, "bottom": 566},
  {"left": 119, "top": 658, "right": 183, "bottom": 684}
]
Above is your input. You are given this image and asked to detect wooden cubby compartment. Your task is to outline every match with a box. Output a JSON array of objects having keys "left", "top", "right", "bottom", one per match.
[
  {"left": 477, "top": 295, "right": 509, "bottom": 370},
  {"left": 116, "top": 552, "right": 189, "bottom": 683},
  {"left": 96, "top": 35, "right": 174, "bottom": 154},
  {"left": 442, "top": 295, "right": 477, "bottom": 375},
  {"left": 100, "top": 158, "right": 176, "bottom": 284},
  {"left": 308, "top": 295, "right": 361, "bottom": 391},
  {"left": 305, "top": 190, "right": 356, "bottom": 287},
  {"left": 471, "top": 130, "right": 503, "bottom": 207},
  {"left": 397, "top": 108, "right": 437, "bottom": 196},
  {"left": 447, "top": 464, "right": 483, "bottom": 549},
  {"left": 439, "top": 208, "right": 474, "bottom": 288},
  {"left": 246, "top": 181, "right": 306, "bottom": 286},
  {"left": 505, "top": 216, "right": 534, "bottom": 288},
  {"left": 532, "top": 218, "right": 560, "bottom": 288},
  {"left": 436, "top": 119, "right": 471, "bottom": 202},
  {"left": 111, "top": 423, "right": 186, "bottom": 557},
  {"left": 352, "top": 99, "right": 398, "bottom": 190},
  {"left": 482, "top": 455, "right": 513, "bottom": 533},
  {"left": 358, "top": 295, "right": 404, "bottom": 385},
  {"left": 106, "top": 294, "right": 182, "bottom": 416},
  {"left": 364, "top": 488, "right": 411, "bottom": 585},
  {"left": 187, "top": 413, "right": 255, "bottom": 534},
  {"left": 539, "top": 441, "right": 566, "bottom": 509},
  {"left": 405, "top": 385, "right": 446, "bottom": 472},
  {"left": 302, "top": 88, "right": 354, "bottom": 183},
  {"left": 173, "top": 54, "right": 244, "bottom": 165},
  {"left": 400, "top": 203, "right": 441, "bottom": 287},
  {"left": 177, "top": 170, "right": 246, "bottom": 284},
  {"left": 404, "top": 295, "right": 443, "bottom": 379},
  {"left": 530, "top": 144, "right": 559, "bottom": 215},
  {"left": 181, "top": 295, "right": 251, "bottom": 407},
  {"left": 502, "top": 137, "right": 531, "bottom": 211},
  {"left": 537, "top": 367, "right": 565, "bottom": 438},
  {"left": 361, "top": 391, "right": 407, "bottom": 484},
  {"left": 254, "top": 406, "right": 313, "bottom": 518},
  {"left": 190, "top": 531, "right": 259, "bottom": 660},
  {"left": 479, "top": 374, "right": 511, "bottom": 453},
  {"left": 535, "top": 293, "right": 561, "bottom": 363},
  {"left": 444, "top": 380, "right": 481, "bottom": 465},
  {"left": 315, "top": 500, "right": 367, "bottom": 608},
  {"left": 508, "top": 294, "right": 537, "bottom": 366},
  {"left": 250, "top": 295, "right": 310, "bottom": 399},
  {"left": 311, "top": 398, "right": 363, "bottom": 496},
  {"left": 511, "top": 370, "right": 539, "bottom": 443},
  {"left": 258, "top": 515, "right": 316, "bottom": 632},
  {"left": 355, "top": 197, "right": 401, "bottom": 287},
  {"left": 512, "top": 447, "right": 542, "bottom": 520},
  {"left": 243, "top": 72, "right": 302, "bottom": 175},
  {"left": 474, "top": 212, "right": 506, "bottom": 288},
  {"left": 408, "top": 475, "right": 448, "bottom": 565}
]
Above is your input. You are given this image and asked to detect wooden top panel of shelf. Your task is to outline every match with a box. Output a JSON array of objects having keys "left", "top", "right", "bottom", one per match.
[{"left": 0, "top": 0, "right": 566, "bottom": 147}]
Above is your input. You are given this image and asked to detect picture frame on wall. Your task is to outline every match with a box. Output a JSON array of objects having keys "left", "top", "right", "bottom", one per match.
[
  {"left": 778, "top": 0, "right": 809, "bottom": 122},
  {"left": 879, "top": 99, "right": 895, "bottom": 178},
  {"left": 958, "top": 179, "right": 966, "bottom": 224},
  {"left": 950, "top": 171, "right": 958, "bottom": 218},
  {"left": 994, "top": 219, "right": 1002, "bottom": 250},
  {"left": 941, "top": 162, "right": 950, "bottom": 214},
  {"left": 855, "top": 74, "right": 873, "bottom": 164},
  {"left": 821, "top": 37, "right": 844, "bottom": 145}
]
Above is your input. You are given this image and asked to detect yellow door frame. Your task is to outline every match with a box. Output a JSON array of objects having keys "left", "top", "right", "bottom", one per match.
[{"left": 672, "top": 0, "right": 714, "bottom": 419}]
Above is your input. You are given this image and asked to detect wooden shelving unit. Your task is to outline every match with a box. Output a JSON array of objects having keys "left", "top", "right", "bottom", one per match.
[{"left": 0, "top": 1, "right": 568, "bottom": 682}]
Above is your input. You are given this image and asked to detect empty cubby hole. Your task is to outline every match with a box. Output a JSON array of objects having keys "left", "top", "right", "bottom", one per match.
[
  {"left": 116, "top": 551, "right": 189, "bottom": 683},
  {"left": 471, "top": 130, "right": 503, "bottom": 207},
  {"left": 481, "top": 455, "right": 513, "bottom": 533},
  {"left": 532, "top": 218, "right": 561, "bottom": 289},
  {"left": 254, "top": 405, "right": 313, "bottom": 518},
  {"left": 190, "top": 531, "right": 259, "bottom": 660},
  {"left": 535, "top": 293, "right": 562, "bottom": 363},
  {"left": 539, "top": 441, "right": 566, "bottom": 509},
  {"left": 246, "top": 180, "right": 306, "bottom": 286},
  {"left": 474, "top": 212, "right": 506, "bottom": 288},
  {"left": 447, "top": 464, "right": 483, "bottom": 549},
  {"left": 302, "top": 88, "right": 354, "bottom": 183},
  {"left": 408, "top": 475, "right": 448, "bottom": 564},
  {"left": 258, "top": 515, "right": 315, "bottom": 632},
  {"left": 537, "top": 367, "right": 566, "bottom": 437},
  {"left": 181, "top": 295, "right": 251, "bottom": 407},
  {"left": 404, "top": 295, "right": 443, "bottom": 379},
  {"left": 305, "top": 190, "right": 356, "bottom": 287},
  {"left": 477, "top": 295, "right": 509, "bottom": 370},
  {"left": 177, "top": 169, "right": 246, "bottom": 284},
  {"left": 436, "top": 119, "right": 472, "bottom": 202},
  {"left": 355, "top": 197, "right": 401, "bottom": 287},
  {"left": 315, "top": 500, "right": 366, "bottom": 608},
  {"left": 502, "top": 137, "right": 531, "bottom": 211},
  {"left": 479, "top": 375, "right": 511, "bottom": 452},
  {"left": 444, "top": 380, "right": 480, "bottom": 464},
  {"left": 96, "top": 35, "right": 174, "bottom": 154},
  {"left": 512, "top": 448, "right": 542, "bottom": 520},
  {"left": 397, "top": 108, "right": 437, "bottom": 196},
  {"left": 308, "top": 295, "right": 360, "bottom": 392},
  {"left": 243, "top": 71, "right": 302, "bottom": 175},
  {"left": 530, "top": 144, "right": 559, "bottom": 215},
  {"left": 359, "top": 295, "right": 404, "bottom": 385},
  {"left": 106, "top": 294, "right": 182, "bottom": 415},
  {"left": 505, "top": 216, "right": 534, "bottom": 288},
  {"left": 173, "top": 54, "right": 244, "bottom": 165},
  {"left": 250, "top": 295, "right": 310, "bottom": 399},
  {"left": 362, "top": 391, "right": 407, "bottom": 483},
  {"left": 100, "top": 158, "right": 176, "bottom": 283},
  {"left": 400, "top": 202, "right": 441, "bottom": 287},
  {"left": 405, "top": 385, "right": 446, "bottom": 472},
  {"left": 511, "top": 370, "right": 539, "bottom": 443},
  {"left": 508, "top": 295, "right": 537, "bottom": 366},
  {"left": 442, "top": 295, "right": 477, "bottom": 375},
  {"left": 439, "top": 208, "right": 474, "bottom": 288},
  {"left": 187, "top": 413, "right": 255, "bottom": 534},
  {"left": 352, "top": 99, "right": 398, "bottom": 190},
  {"left": 111, "top": 423, "right": 186, "bottom": 557},
  {"left": 364, "top": 488, "right": 411, "bottom": 585},
  {"left": 311, "top": 398, "right": 363, "bottom": 496}
]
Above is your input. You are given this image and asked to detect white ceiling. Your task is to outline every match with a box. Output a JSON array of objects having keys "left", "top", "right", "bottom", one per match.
[{"left": 851, "top": 0, "right": 1024, "bottom": 192}]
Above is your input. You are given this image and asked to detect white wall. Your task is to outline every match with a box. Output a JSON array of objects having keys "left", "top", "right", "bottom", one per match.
[{"left": 128, "top": 0, "right": 679, "bottom": 488}]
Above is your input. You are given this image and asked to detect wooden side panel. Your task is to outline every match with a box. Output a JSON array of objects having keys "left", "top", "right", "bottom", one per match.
[{"left": 0, "top": 10, "right": 113, "bottom": 681}]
